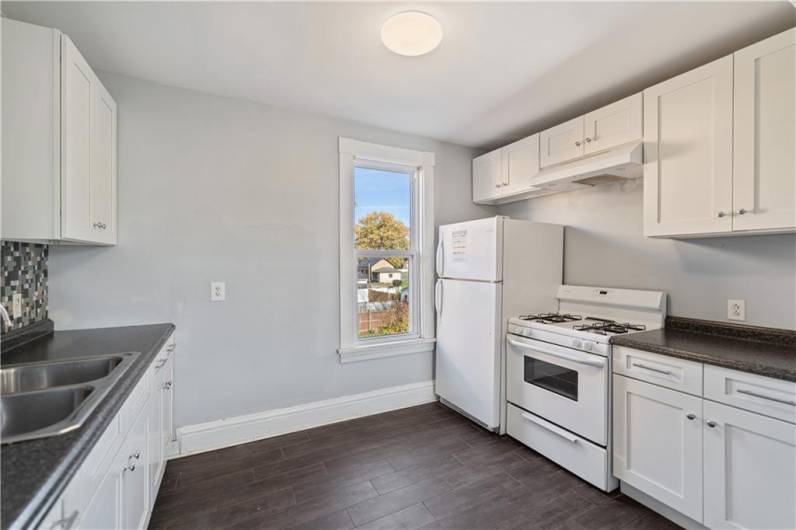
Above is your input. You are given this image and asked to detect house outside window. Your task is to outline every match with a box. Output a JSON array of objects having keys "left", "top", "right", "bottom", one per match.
[{"left": 338, "top": 138, "right": 435, "bottom": 362}]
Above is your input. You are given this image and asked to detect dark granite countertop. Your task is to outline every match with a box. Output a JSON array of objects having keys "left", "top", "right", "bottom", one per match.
[
  {"left": 0, "top": 323, "right": 175, "bottom": 530},
  {"left": 610, "top": 316, "right": 796, "bottom": 382}
]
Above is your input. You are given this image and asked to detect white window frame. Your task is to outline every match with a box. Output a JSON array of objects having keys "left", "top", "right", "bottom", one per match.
[{"left": 338, "top": 137, "right": 435, "bottom": 363}]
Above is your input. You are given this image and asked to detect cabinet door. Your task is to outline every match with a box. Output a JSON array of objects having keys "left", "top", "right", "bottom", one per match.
[
  {"left": 472, "top": 149, "right": 503, "bottom": 203},
  {"left": 162, "top": 355, "right": 175, "bottom": 444},
  {"left": 91, "top": 81, "right": 118, "bottom": 244},
  {"left": 613, "top": 375, "right": 703, "bottom": 522},
  {"left": 61, "top": 35, "right": 95, "bottom": 242},
  {"left": 501, "top": 134, "right": 540, "bottom": 197},
  {"left": 121, "top": 404, "right": 150, "bottom": 530},
  {"left": 540, "top": 117, "right": 584, "bottom": 167},
  {"left": 643, "top": 56, "right": 734, "bottom": 237},
  {"left": 148, "top": 364, "right": 165, "bottom": 503},
  {"left": 583, "top": 93, "right": 642, "bottom": 155},
  {"left": 703, "top": 400, "right": 796, "bottom": 530},
  {"left": 733, "top": 28, "right": 796, "bottom": 233},
  {"left": 80, "top": 462, "right": 121, "bottom": 530}
]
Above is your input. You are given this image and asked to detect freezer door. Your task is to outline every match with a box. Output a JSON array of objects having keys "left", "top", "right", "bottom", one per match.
[
  {"left": 435, "top": 279, "right": 502, "bottom": 428},
  {"left": 437, "top": 217, "right": 502, "bottom": 281}
]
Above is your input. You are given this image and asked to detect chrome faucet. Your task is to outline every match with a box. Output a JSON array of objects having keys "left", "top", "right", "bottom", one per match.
[{"left": 0, "top": 304, "right": 13, "bottom": 330}]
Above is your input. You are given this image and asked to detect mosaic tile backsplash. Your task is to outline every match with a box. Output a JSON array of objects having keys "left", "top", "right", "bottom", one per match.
[{"left": 1, "top": 241, "right": 49, "bottom": 333}]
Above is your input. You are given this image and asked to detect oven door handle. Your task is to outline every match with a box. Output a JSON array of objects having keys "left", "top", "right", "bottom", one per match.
[
  {"left": 507, "top": 338, "right": 606, "bottom": 368},
  {"left": 520, "top": 411, "right": 580, "bottom": 443}
]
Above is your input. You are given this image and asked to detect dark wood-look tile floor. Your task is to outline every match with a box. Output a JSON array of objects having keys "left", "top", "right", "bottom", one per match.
[{"left": 149, "top": 403, "right": 681, "bottom": 530}]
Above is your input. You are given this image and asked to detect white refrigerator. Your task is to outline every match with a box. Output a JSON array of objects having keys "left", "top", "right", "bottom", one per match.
[{"left": 434, "top": 216, "right": 563, "bottom": 430}]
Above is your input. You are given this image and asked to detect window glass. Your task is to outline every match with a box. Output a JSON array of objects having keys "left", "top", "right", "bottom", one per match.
[
  {"left": 357, "top": 257, "right": 410, "bottom": 338},
  {"left": 354, "top": 167, "right": 411, "bottom": 250}
]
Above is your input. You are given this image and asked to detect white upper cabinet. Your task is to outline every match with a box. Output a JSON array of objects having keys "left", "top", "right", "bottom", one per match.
[
  {"left": 502, "top": 134, "right": 540, "bottom": 196},
  {"left": 643, "top": 56, "right": 734, "bottom": 238},
  {"left": 539, "top": 94, "right": 643, "bottom": 169},
  {"left": 644, "top": 28, "right": 796, "bottom": 238},
  {"left": 1, "top": 19, "right": 118, "bottom": 245},
  {"left": 583, "top": 93, "right": 642, "bottom": 155},
  {"left": 473, "top": 133, "right": 550, "bottom": 205},
  {"left": 473, "top": 149, "right": 503, "bottom": 203},
  {"left": 540, "top": 117, "right": 584, "bottom": 167},
  {"left": 703, "top": 400, "right": 796, "bottom": 530},
  {"left": 732, "top": 28, "right": 796, "bottom": 233}
]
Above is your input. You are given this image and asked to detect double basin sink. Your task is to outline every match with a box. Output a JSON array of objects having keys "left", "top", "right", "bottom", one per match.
[{"left": 1, "top": 352, "right": 140, "bottom": 444}]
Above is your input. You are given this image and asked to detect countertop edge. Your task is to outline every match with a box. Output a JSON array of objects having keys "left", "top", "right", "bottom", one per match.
[
  {"left": 610, "top": 335, "right": 796, "bottom": 383},
  {"left": 9, "top": 323, "right": 176, "bottom": 530}
]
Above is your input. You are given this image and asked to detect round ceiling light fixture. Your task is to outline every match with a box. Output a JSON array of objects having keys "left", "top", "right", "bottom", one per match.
[{"left": 380, "top": 11, "right": 443, "bottom": 57}]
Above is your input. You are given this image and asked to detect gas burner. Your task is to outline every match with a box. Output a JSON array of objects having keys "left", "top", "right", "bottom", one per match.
[
  {"left": 519, "top": 313, "right": 582, "bottom": 324},
  {"left": 573, "top": 321, "right": 647, "bottom": 335}
]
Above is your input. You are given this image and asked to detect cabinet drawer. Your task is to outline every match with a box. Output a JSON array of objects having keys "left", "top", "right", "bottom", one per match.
[
  {"left": 506, "top": 403, "right": 614, "bottom": 491},
  {"left": 613, "top": 346, "right": 703, "bottom": 396},
  {"left": 704, "top": 365, "right": 796, "bottom": 424}
]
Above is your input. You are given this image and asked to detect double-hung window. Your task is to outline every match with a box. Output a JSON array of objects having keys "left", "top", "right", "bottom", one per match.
[{"left": 338, "top": 138, "right": 435, "bottom": 362}]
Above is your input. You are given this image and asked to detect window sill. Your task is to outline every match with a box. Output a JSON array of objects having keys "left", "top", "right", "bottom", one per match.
[{"left": 338, "top": 337, "right": 435, "bottom": 363}]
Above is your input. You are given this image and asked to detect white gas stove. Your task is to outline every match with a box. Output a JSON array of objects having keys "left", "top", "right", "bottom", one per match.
[{"left": 505, "top": 285, "right": 666, "bottom": 492}]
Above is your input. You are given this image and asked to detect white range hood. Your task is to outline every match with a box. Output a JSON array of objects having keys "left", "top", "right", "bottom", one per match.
[{"left": 529, "top": 141, "right": 643, "bottom": 192}]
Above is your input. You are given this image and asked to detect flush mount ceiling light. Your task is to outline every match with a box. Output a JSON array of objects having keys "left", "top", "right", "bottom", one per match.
[{"left": 381, "top": 11, "right": 443, "bottom": 57}]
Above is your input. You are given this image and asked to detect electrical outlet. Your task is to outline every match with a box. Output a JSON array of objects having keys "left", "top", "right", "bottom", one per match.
[
  {"left": 12, "top": 294, "right": 22, "bottom": 319},
  {"left": 210, "top": 282, "right": 226, "bottom": 302},
  {"left": 728, "top": 299, "right": 745, "bottom": 321}
]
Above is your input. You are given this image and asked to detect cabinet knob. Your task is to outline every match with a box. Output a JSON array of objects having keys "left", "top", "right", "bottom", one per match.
[
  {"left": 706, "top": 420, "right": 718, "bottom": 428},
  {"left": 574, "top": 141, "right": 582, "bottom": 147},
  {"left": 163, "top": 381, "right": 172, "bottom": 390},
  {"left": 717, "top": 211, "right": 727, "bottom": 218},
  {"left": 133, "top": 451, "right": 141, "bottom": 459},
  {"left": 584, "top": 137, "right": 593, "bottom": 143},
  {"left": 686, "top": 413, "right": 696, "bottom": 420},
  {"left": 736, "top": 208, "right": 747, "bottom": 215},
  {"left": 92, "top": 222, "right": 101, "bottom": 229}
]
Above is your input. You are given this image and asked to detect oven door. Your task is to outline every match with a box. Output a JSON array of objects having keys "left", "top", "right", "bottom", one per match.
[{"left": 506, "top": 334, "right": 608, "bottom": 446}]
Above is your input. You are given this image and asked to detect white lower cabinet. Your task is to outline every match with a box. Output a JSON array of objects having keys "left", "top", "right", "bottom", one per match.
[
  {"left": 613, "top": 374, "right": 703, "bottom": 522},
  {"left": 50, "top": 336, "right": 175, "bottom": 530},
  {"left": 613, "top": 348, "right": 796, "bottom": 529},
  {"left": 703, "top": 400, "right": 796, "bottom": 530}
]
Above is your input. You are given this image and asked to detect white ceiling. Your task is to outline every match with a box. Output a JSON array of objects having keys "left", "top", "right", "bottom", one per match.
[{"left": 4, "top": 2, "right": 794, "bottom": 149}]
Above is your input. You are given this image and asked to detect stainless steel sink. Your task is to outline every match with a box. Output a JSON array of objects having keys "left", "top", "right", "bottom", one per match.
[
  {"left": 0, "top": 355, "right": 125, "bottom": 395},
  {"left": 0, "top": 352, "right": 140, "bottom": 444}
]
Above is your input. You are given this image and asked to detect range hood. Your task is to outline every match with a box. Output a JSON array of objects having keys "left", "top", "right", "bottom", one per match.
[{"left": 529, "top": 141, "right": 643, "bottom": 192}]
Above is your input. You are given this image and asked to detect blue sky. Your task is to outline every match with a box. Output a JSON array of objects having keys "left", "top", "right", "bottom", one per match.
[{"left": 354, "top": 167, "right": 411, "bottom": 226}]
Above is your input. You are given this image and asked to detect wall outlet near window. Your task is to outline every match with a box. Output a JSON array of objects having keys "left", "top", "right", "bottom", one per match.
[
  {"left": 727, "top": 299, "right": 745, "bottom": 321},
  {"left": 12, "top": 293, "right": 22, "bottom": 318},
  {"left": 210, "top": 282, "right": 226, "bottom": 302}
]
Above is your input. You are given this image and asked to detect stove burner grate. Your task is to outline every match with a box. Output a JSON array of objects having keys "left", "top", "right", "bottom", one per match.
[
  {"left": 519, "top": 313, "right": 582, "bottom": 324},
  {"left": 572, "top": 321, "right": 647, "bottom": 335}
]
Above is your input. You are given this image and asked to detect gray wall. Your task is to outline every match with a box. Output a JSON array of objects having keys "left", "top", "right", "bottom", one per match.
[
  {"left": 498, "top": 180, "right": 796, "bottom": 330},
  {"left": 49, "top": 72, "right": 493, "bottom": 427}
]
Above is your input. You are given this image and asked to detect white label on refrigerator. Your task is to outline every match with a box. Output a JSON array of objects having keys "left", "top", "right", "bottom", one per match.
[{"left": 452, "top": 229, "right": 468, "bottom": 261}]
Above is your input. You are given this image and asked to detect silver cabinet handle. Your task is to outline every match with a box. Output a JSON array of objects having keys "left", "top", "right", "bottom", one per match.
[
  {"left": 631, "top": 362, "right": 672, "bottom": 376},
  {"left": 51, "top": 510, "right": 79, "bottom": 530},
  {"left": 574, "top": 140, "right": 582, "bottom": 147},
  {"left": 124, "top": 461, "right": 136, "bottom": 472},
  {"left": 686, "top": 413, "right": 696, "bottom": 420},
  {"left": 166, "top": 344, "right": 176, "bottom": 352},
  {"left": 133, "top": 451, "right": 141, "bottom": 459},
  {"left": 584, "top": 137, "right": 593, "bottom": 143},
  {"left": 706, "top": 420, "right": 718, "bottom": 428},
  {"left": 717, "top": 211, "right": 727, "bottom": 218},
  {"left": 92, "top": 222, "right": 101, "bottom": 229},
  {"left": 737, "top": 388, "right": 796, "bottom": 406},
  {"left": 163, "top": 381, "right": 172, "bottom": 390},
  {"left": 735, "top": 208, "right": 747, "bottom": 215},
  {"left": 155, "top": 358, "right": 167, "bottom": 369}
]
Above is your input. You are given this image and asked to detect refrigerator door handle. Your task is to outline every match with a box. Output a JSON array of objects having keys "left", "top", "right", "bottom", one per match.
[
  {"left": 435, "top": 279, "right": 443, "bottom": 317},
  {"left": 436, "top": 238, "right": 444, "bottom": 277}
]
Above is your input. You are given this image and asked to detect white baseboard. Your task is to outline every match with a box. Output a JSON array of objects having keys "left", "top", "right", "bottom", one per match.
[{"left": 173, "top": 380, "right": 437, "bottom": 458}]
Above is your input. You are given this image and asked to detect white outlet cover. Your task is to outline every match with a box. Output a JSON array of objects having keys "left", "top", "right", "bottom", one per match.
[
  {"left": 211, "top": 282, "right": 226, "bottom": 302},
  {"left": 727, "top": 299, "right": 746, "bottom": 321}
]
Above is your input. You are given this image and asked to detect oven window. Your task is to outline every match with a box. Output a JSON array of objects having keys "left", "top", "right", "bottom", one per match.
[{"left": 524, "top": 357, "right": 579, "bottom": 401}]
